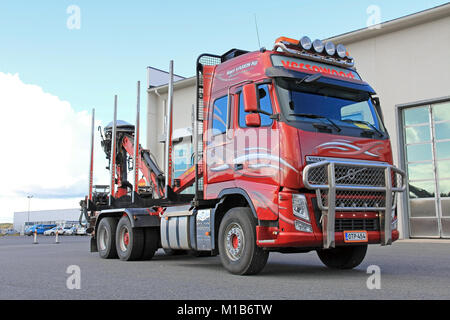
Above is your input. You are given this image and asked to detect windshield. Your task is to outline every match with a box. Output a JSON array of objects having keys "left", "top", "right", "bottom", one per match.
[{"left": 275, "top": 78, "right": 386, "bottom": 137}]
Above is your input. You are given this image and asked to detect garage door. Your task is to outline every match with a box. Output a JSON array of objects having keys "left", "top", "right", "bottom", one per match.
[{"left": 403, "top": 101, "right": 450, "bottom": 238}]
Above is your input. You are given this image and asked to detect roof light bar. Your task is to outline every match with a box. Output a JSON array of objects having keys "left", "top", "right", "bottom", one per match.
[{"left": 272, "top": 36, "right": 355, "bottom": 68}]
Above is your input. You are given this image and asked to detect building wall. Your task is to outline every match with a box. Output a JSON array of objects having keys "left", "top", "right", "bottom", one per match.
[
  {"left": 147, "top": 79, "right": 196, "bottom": 168},
  {"left": 335, "top": 14, "right": 450, "bottom": 237},
  {"left": 14, "top": 209, "right": 81, "bottom": 233}
]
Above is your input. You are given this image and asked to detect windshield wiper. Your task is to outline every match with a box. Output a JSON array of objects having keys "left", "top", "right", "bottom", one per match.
[
  {"left": 289, "top": 113, "right": 342, "bottom": 132},
  {"left": 341, "top": 119, "right": 384, "bottom": 137}
]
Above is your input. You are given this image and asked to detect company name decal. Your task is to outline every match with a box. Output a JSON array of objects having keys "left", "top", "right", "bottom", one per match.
[
  {"left": 271, "top": 55, "right": 360, "bottom": 80},
  {"left": 280, "top": 60, "right": 357, "bottom": 79},
  {"left": 226, "top": 60, "right": 258, "bottom": 77}
]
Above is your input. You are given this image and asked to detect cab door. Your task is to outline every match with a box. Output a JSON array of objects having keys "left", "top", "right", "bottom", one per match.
[
  {"left": 205, "top": 93, "right": 236, "bottom": 195},
  {"left": 233, "top": 82, "right": 280, "bottom": 220}
]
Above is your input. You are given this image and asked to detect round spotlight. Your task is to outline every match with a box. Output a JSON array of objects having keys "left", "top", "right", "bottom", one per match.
[
  {"left": 325, "top": 42, "right": 336, "bottom": 56},
  {"left": 299, "top": 36, "right": 312, "bottom": 50},
  {"left": 336, "top": 44, "right": 347, "bottom": 58},
  {"left": 312, "top": 39, "right": 324, "bottom": 53}
]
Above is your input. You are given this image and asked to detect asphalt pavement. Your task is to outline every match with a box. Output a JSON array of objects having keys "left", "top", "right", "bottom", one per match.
[{"left": 0, "top": 235, "right": 449, "bottom": 300}]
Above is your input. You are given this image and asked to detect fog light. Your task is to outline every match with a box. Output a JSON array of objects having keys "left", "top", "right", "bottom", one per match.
[
  {"left": 299, "top": 36, "right": 312, "bottom": 50},
  {"left": 325, "top": 42, "right": 336, "bottom": 56},
  {"left": 312, "top": 39, "right": 324, "bottom": 53},
  {"left": 336, "top": 44, "right": 347, "bottom": 58},
  {"left": 292, "top": 194, "right": 310, "bottom": 221},
  {"left": 295, "top": 220, "right": 313, "bottom": 233}
]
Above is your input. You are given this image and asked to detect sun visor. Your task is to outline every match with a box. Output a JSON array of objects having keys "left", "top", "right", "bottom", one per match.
[{"left": 266, "top": 66, "right": 376, "bottom": 95}]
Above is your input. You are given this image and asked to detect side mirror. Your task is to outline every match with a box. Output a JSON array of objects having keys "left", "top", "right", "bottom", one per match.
[
  {"left": 245, "top": 113, "right": 261, "bottom": 127},
  {"left": 243, "top": 83, "right": 258, "bottom": 112}
]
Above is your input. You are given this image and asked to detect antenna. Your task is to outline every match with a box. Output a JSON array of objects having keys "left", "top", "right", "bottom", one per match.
[{"left": 254, "top": 13, "right": 261, "bottom": 48}]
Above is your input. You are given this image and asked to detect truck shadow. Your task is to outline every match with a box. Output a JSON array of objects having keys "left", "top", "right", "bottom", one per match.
[
  {"left": 261, "top": 262, "right": 368, "bottom": 277},
  {"left": 152, "top": 252, "right": 368, "bottom": 277}
]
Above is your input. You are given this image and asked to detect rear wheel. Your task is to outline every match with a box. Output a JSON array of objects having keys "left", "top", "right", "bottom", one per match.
[
  {"left": 317, "top": 245, "right": 368, "bottom": 269},
  {"left": 218, "top": 207, "right": 269, "bottom": 275},
  {"left": 97, "top": 217, "right": 118, "bottom": 259},
  {"left": 116, "top": 216, "right": 144, "bottom": 261}
]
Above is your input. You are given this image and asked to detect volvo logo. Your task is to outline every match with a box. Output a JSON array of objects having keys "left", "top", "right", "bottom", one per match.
[{"left": 336, "top": 168, "right": 367, "bottom": 182}]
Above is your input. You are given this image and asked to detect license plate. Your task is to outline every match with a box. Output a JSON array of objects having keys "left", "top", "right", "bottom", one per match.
[{"left": 344, "top": 231, "right": 368, "bottom": 243}]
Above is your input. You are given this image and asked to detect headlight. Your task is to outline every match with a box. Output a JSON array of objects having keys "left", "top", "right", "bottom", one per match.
[{"left": 292, "top": 194, "right": 310, "bottom": 221}]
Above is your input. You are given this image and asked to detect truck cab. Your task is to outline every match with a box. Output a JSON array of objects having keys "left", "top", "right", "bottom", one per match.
[{"left": 198, "top": 36, "right": 405, "bottom": 272}]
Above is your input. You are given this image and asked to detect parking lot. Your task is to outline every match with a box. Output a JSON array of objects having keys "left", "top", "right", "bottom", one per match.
[{"left": 0, "top": 235, "right": 449, "bottom": 300}]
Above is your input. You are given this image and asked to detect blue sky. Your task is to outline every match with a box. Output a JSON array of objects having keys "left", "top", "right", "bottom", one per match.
[
  {"left": 0, "top": 0, "right": 448, "bottom": 127},
  {"left": 0, "top": 0, "right": 449, "bottom": 222}
]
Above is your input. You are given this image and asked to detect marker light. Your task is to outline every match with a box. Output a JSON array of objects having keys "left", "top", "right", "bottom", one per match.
[
  {"left": 325, "top": 42, "right": 336, "bottom": 56},
  {"left": 312, "top": 39, "right": 324, "bottom": 53},
  {"left": 299, "top": 36, "right": 312, "bottom": 50},
  {"left": 336, "top": 44, "right": 347, "bottom": 58}
]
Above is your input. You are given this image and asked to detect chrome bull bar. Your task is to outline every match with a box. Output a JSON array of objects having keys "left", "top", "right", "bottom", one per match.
[{"left": 303, "top": 160, "right": 406, "bottom": 249}]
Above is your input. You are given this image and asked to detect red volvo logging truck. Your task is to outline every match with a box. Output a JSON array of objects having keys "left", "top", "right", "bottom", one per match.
[{"left": 80, "top": 36, "right": 405, "bottom": 275}]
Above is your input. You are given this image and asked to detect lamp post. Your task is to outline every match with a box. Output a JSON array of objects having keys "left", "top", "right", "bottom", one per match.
[{"left": 27, "top": 195, "right": 33, "bottom": 229}]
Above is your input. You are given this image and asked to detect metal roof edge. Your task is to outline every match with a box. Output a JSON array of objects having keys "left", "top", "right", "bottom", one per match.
[{"left": 325, "top": 3, "right": 450, "bottom": 44}]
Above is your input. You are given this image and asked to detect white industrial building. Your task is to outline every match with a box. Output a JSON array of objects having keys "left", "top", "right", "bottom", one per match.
[
  {"left": 13, "top": 208, "right": 81, "bottom": 233},
  {"left": 146, "top": 4, "right": 450, "bottom": 239}
]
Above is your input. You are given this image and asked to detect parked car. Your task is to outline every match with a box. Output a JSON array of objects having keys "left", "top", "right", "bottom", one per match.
[
  {"left": 25, "top": 224, "right": 56, "bottom": 236},
  {"left": 75, "top": 226, "right": 87, "bottom": 236},
  {"left": 43, "top": 226, "right": 64, "bottom": 236},
  {"left": 63, "top": 226, "right": 77, "bottom": 235},
  {"left": 5, "top": 229, "right": 18, "bottom": 235}
]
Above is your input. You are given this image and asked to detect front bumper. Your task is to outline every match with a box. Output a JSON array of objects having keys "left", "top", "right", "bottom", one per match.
[
  {"left": 257, "top": 228, "right": 399, "bottom": 248},
  {"left": 302, "top": 159, "right": 405, "bottom": 248}
]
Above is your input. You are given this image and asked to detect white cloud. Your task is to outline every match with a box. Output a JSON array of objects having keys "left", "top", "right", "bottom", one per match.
[{"left": 0, "top": 73, "right": 109, "bottom": 222}]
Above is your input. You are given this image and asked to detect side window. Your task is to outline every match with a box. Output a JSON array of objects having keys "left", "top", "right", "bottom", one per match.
[
  {"left": 239, "top": 84, "right": 273, "bottom": 128},
  {"left": 212, "top": 95, "right": 228, "bottom": 135}
]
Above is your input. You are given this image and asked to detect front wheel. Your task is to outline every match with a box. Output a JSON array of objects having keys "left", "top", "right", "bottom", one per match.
[
  {"left": 317, "top": 245, "right": 368, "bottom": 269},
  {"left": 218, "top": 207, "right": 269, "bottom": 275}
]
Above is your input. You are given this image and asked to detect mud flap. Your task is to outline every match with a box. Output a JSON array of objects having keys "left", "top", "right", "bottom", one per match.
[{"left": 90, "top": 237, "right": 98, "bottom": 252}]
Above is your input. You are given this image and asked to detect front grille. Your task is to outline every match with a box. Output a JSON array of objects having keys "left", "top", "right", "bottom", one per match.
[
  {"left": 320, "top": 190, "right": 387, "bottom": 210},
  {"left": 307, "top": 165, "right": 386, "bottom": 187},
  {"left": 335, "top": 218, "right": 380, "bottom": 232}
]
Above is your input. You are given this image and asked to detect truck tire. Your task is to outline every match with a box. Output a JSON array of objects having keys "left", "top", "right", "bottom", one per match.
[
  {"left": 97, "top": 217, "right": 118, "bottom": 259},
  {"left": 141, "top": 227, "right": 159, "bottom": 260},
  {"left": 317, "top": 245, "right": 368, "bottom": 269},
  {"left": 218, "top": 207, "right": 269, "bottom": 275},
  {"left": 116, "top": 216, "right": 145, "bottom": 261}
]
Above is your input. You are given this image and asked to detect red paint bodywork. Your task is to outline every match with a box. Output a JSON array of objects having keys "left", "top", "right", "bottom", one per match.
[{"left": 200, "top": 49, "right": 396, "bottom": 249}]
